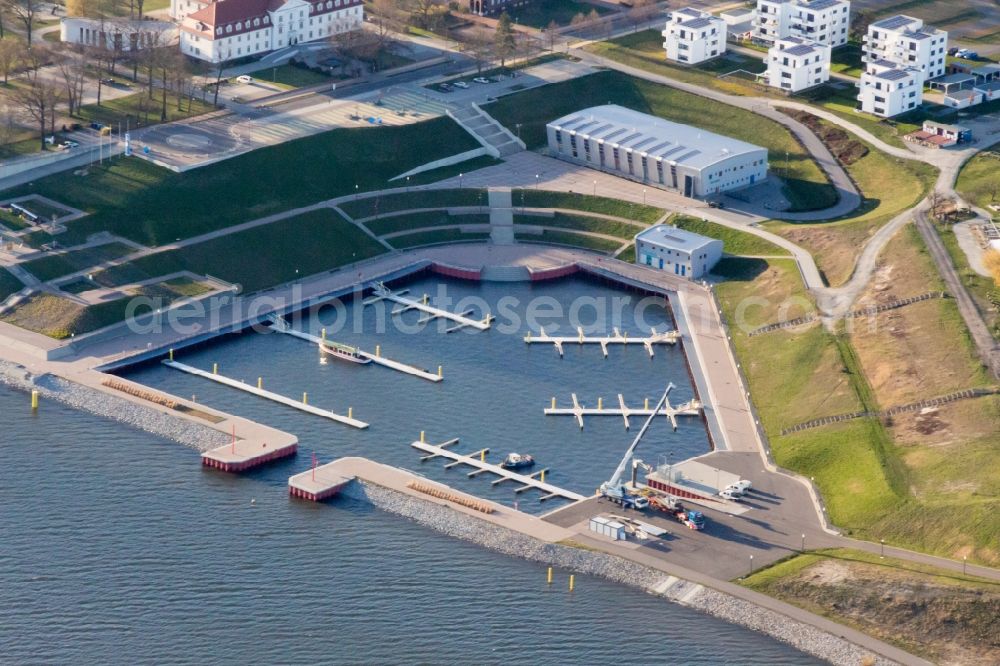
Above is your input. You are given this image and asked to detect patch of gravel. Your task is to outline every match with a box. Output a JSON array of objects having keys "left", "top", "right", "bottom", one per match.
[
  {"left": 0, "top": 360, "right": 228, "bottom": 451},
  {"left": 346, "top": 480, "right": 900, "bottom": 666}
]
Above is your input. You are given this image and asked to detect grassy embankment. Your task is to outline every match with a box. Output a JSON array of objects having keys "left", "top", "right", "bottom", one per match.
[
  {"left": 764, "top": 115, "right": 937, "bottom": 286},
  {"left": 21, "top": 242, "right": 136, "bottom": 282},
  {"left": 741, "top": 548, "right": 1000, "bottom": 664},
  {"left": 486, "top": 70, "right": 837, "bottom": 212},
  {"left": 0, "top": 267, "right": 25, "bottom": 301}
]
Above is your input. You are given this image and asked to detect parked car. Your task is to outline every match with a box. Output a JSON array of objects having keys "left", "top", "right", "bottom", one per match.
[
  {"left": 236, "top": 74, "right": 253, "bottom": 83},
  {"left": 100, "top": 77, "right": 115, "bottom": 85},
  {"left": 472, "top": 76, "right": 490, "bottom": 84},
  {"left": 453, "top": 80, "right": 469, "bottom": 89},
  {"left": 60, "top": 140, "right": 79, "bottom": 149},
  {"left": 44, "top": 135, "right": 56, "bottom": 145},
  {"left": 948, "top": 46, "right": 959, "bottom": 56},
  {"left": 438, "top": 83, "right": 453, "bottom": 92},
  {"left": 708, "top": 200, "right": 725, "bottom": 209},
  {"left": 719, "top": 488, "right": 743, "bottom": 501},
  {"left": 727, "top": 480, "right": 753, "bottom": 495}
]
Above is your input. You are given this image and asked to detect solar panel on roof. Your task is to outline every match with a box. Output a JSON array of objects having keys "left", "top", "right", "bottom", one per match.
[
  {"left": 675, "top": 149, "right": 701, "bottom": 164},
  {"left": 872, "top": 15, "right": 914, "bottom": 30},
  {"left": 784, "top": 44, "right": 815, "bottom": 56},
  {"left": 648, "top": 141, "right": 672, "bottom": 153},
  {"left": 659, "top": 145, "right": 687, "bottom": 158},
  {"left": 617, "top": 132, "right": 642, "bottom": 146},
  {"left": 877, "top": 69, "right": 910, "bottom": 81},
  {"left": 603, "top": 128, "right": 627, "bottom": 141},
  {"left": 682, "top": 17, "right": 713, "bottom": 29},
  {"left": 632, "top": 137, "right": 657, "bottom": 151},
  {"left": 804, "top": 0, "right": 840, "bottom": 10}
]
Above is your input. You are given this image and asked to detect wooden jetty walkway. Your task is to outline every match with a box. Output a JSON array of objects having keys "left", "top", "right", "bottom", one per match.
[
  {"left": 288, "top": 461, "right": 354, "bottom": 501},
  {"left": 545, "top": 387, "right": 702, "bottom": 430},
  {"left": 412, "top": 438, "right": 585, "bottom": 502},
  {"left": 266, "top": 315, "right": 442, "bottom": 383},
  {"left": 364, "top": 282, "right": 493, "bottom": 332},
  {"left": 163, "top": 359, "right": 369, "bottom": 429},
  {"left": 524, "top": 326, "right": 679, "bottom": 357}
]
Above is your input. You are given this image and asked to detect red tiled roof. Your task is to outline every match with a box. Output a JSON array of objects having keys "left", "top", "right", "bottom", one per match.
[{"left": 188, "top": 0, "right": 281, "bottom": 26}]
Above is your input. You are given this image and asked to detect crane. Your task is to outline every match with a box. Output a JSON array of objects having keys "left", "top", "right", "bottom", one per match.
[{"left": 598, "top": 384, "right": 673, "bottom": 509}]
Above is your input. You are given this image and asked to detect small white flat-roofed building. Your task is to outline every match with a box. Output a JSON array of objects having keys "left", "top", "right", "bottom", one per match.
[
  {"left": 60, "top": 16, "right": 178, "bottom": 51},
  {"left": 662, "top": 7, "right": 726, "bottom": 64},
  {"left": 634, "top": 224, "right": 723, "bottom": 279},
  {"left": 754, "top": 0, "right": 851, "bottom": 47},
  {"left": 546, "top": 105, "right": 768, "bottom": 198},
  {"left": 857, "top": 59, "right": 922, "bottom": 117},
  {"left": 764, "top": 36, "right": 831, "bottom": 91},
  {"left": 720, "top": 7, "right": 756, "bottom": 41},
  {"left": 862, "top": 15, "right": 947, "bottom": 84}
]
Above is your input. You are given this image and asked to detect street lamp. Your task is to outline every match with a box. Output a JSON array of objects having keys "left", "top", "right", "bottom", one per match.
[
  {"left": 643, "top": 188, "right": 647, "bottom": 205},
  {"left": 355, "top": 184, "right": 359, "bottom": 200},
  {"left": 801, "top": 533, "right": 805, "bottom": 552},
  {"left": 459, "top": 172, "right": 464, "bottom": 188},
  {"left": 880, "top": 539, "right": 885, "bottom": 558},
  {"left": 535, "top": 174, "right": 539, "bottom": 190},
  {"left": 406, "top": 175, "right": 410, "bottom": 191},
  {"left": 592, "top": 180, "right": 597, "bottom": 196},
  {"left": 749, "top": 555, "right": 754, "bottom": 576}
]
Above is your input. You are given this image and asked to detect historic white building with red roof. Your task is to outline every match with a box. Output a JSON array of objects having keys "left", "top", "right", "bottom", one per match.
[{"left": 173, "top": 0, "right": 363, "bottom": 62}]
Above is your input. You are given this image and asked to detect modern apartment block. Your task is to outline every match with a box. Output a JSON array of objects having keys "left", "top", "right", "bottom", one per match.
[
  {"left": 764, "top": 36, "right": 831, "bottom": 92},
  {"left": 754, "top": 0, "right": 851, "bottom": 47},
  {"left": 857, "top": 59, "right": 922, "bottom": 117},
  {"left": 862, "top": 14, "right": 947, "bottom": 84},
  {"left": 661, "top": 7, "right": 727, "bottom": 64}
]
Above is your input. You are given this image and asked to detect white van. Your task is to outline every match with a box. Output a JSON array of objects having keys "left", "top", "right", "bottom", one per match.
[{"left": 236, "top": 75, "right": 253, "bottom": 84}]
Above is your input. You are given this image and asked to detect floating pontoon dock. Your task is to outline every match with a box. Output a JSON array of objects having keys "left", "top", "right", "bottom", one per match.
[
  {"left": 266, "top": 315, "right": 442, "bottom": 382},
  {"left": 202, "top": 438, "right": 298, "bottom": 472},
  {"left": 412, "top": 438, "right": 585, "bottom": 502},
  {"left": 288, "top": 463, "right": 355, "bottom": 501},
  {"left": 364, "top": 282, "right": 493, "bottom": 332},
  {"left": 163, "top": 359, "right": 369, "bottom": 429},
  {"left": 524, "top": 326, "right": 679, "bottom": 357},
  {"left": 545, "top": 388, "right": 702, "bottom": 430}
]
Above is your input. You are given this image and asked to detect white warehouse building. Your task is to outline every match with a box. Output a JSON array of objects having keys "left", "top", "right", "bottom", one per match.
[
  {"left": 634, "top": 224, "right": 723, "bottom": 279},
  {"left": 765, "top": 36, "right": 831, "bottom": 92},
  {"left": 546, "top": 105, "right": 768, "bottom": 198},
  {"left": 661, "top": 7, "right": 726, "bottom": 65}
]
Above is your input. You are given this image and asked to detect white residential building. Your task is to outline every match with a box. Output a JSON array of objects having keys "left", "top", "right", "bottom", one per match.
[
  {"left": 857, "top": 59, "right": 922, "bottom": 117},
  {"left": 634, "top": 224, "right": 723, "bottom": 279},
  {"left": 177, "top": 0, "right": 363, "bottom": 63},
  {"left": 754, "top": 0, "right": 851, "bottom": 47},
  {"left": 546, "top": 105, "right": 769, "bottom": 198},
  {"left": 764, "top": 36, "right": 830, "bottom": 92},
  {"left": 862, "top": 15, "right": 947, "bottom": 84},
  {"left": 661, "top": 7, "right": 726, "bottom": 64},
  {"left": 60, "top": 17, "right": 178, "bottom": 51}
]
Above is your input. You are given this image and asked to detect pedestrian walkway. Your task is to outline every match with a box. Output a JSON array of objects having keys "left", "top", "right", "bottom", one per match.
[{"left": 450, "top": 104, "right": 524, "bottom": 157}]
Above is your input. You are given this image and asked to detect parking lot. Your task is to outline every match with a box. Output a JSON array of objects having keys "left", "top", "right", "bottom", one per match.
[{"left": 544, "top": 451, "right": 842, "bottom": 580}]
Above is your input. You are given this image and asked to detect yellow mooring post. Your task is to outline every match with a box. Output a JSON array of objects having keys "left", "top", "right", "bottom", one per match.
[
  {"left": 644, "top": 397, "right": 650, "bottom": 410},
  {"left": 569, "top": 575, "right": 575, "bottom": 592},
  {"left": 597, "top": 397, "right": 603, "bottom": 410},
  {"left": 321, "top": 328, "right": 326, "bottom": 342},
  {"left": 31, "top": 389, "right": 39, "bottom": 411},
  {"left": 480, "top": 449, "right": 485, "bottom": 462},
  {"left": 423, "top": 293, "right": 429, "bottom": 305},
  {"left": 257, "top": 377, "right": 263, "bottom": 390},
  {"left": 375, "top": 344, "right": 381, "bottom": 358},
  {"left": 547, "top": 567, "right": 553, "bottom": 585},
  {"left": 302, "top": 392, "right": 308, "bottom": 405},
  {"left": 540, "top": 469, "right": 546, "bottom": 483},
  {"left": 212, "top": 363, "right": 218, "bottom": 375},
  {"left": 551, "top": 397, "right": 556, "bottom": 409},
  {"left": 348, "top": 407, "right": 353, "bottom": 419},
  {"left": 438, "top": 365, "right": 443, "bottom": 378},
  {"left": 420, "top": 430, "right": 426, "bottom": 443},
  {"left": 168, "top": 348, "right": 174, "bottom": 361}
]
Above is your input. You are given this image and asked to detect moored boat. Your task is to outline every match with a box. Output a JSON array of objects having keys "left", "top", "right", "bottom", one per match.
[
  {"left": 319, "top": 341, "right": 372, "bottom": 364},
  {"left": 500, "top": 453, "right": 535, "bottom": 470}
]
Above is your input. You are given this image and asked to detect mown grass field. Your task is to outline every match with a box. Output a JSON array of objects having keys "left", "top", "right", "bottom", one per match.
[
  {"left": 387, "top": 229, "right": 491, "bottom": 249},
  {"left": 21, "top": 242, "right": 136, "bottom": 282},
  {"left": 670, "top": 215, "right": 791, "bottom": 257},
  {"left": 955, "top": 144, "right": 1000, "bottom": 211},
  {"left": 514, "top": 189, "right": 664, "bottom": 224},
  {"left": 765, "top": 122, "right": 937, "bottom": 286},
  {"left": 367, "top": 211, "right": 490, "bottom": 236},
  {"left": 516, "top": 229, "right": 623, "bottom": 253},
  {"left": 3, "top": 117, "right": 480, "bottom": 248},
  {"left": 94, "top": 209, "right": 385, "bottom": 294},
  {"left": 514, "top": 212, "right": 642, "bottom": 239},
  {"left": 77, "top": 93, "right": 217, "bottom": 129},
  {"left": 487, "top": 71, "right": 837, "bottom": 212},
  {"left": 0, "top": 267, "right": 24, "bottom": 300},
  {"left": 340, "top": 188, "right": 487, "bottom": 220}
]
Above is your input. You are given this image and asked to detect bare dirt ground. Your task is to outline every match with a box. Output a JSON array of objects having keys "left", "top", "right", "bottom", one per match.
[{"left": 760, "top": 555, "right": 1000, "bottom": 665}]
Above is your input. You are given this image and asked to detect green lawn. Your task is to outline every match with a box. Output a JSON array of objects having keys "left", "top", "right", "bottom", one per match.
[
  {"left": 366, "top": 211, "right": 490, "bottom": 236},
  {"left": 514, "top": 211, "right": 643, "bottom": 239},
  {"left": 0, "top": 267, "right": 24, "bottom": 300},
  {"left": 21, "top": 242, "right": 137, "bottom": 282},
  {"left": 617, "top": 245, "right": 636, "bottom": 262},
  {"left": 516, "top": 229, "right": 623, "bottom": 253},
  {"left": 829, "top": 42, "right": 863, "bottom": 78},
  {"left": 670, "top": 215, "right": 791, "bottom": 256},
  {"left": 94, "top": 209, "right": 385, "bottom": 294},
  {"left": 515, "top": 189, "right": 664, "bottom": 224},
  {"left": 387, "top": 229, "right": 491, "bottom": 249},
  {"left": 934, "top": 219, "right": 1000, "bottom": 340},
  {"left": 243, "top": 63, "right": 333, "bottom": 90},
  {"left": 955, "top": 145, "right": 1000, "bottom": 212},
  {"left": 3, "top": 117, "right": 480, "bottom": 247},
  {"left": 340, "top": 188, "right": 488, "bottom": 220},
  {"left": 76, "top": 93, "right": 217, "bottom": 130},
  {"left": 765, "top": 121, "right": 938, "bottom": 286},
  {"left": 488, "top": 71, "right": 837, "bottom": 212},
  {"left": 508, "top": 0, "right": 611, "bottom": 28},
  {"left": 405, "top": 155, "right": 501, "bottom": 187},
  {"left": 0, "top": 209, "right": 32, "bottom": 230}
]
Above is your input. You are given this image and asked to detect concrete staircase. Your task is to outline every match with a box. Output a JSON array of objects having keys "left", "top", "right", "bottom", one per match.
[{"left": 449, "top": 104, "right": 525, "bottom": 158}]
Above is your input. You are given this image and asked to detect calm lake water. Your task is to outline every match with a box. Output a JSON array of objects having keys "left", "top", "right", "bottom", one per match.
[{"left": 0, "top": 275, "right": 822, "bottom": 664}]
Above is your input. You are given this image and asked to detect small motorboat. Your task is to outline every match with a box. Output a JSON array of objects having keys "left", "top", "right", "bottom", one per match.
[
  {"left": 500, "top": 453, "right": 535, "bottom": 470},
  {"left": 319, "top": 340, "right": 372, "bottom": 364}
]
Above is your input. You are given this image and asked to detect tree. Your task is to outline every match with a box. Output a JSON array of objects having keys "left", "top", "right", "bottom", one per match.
[
  {"left": 494, "top": 12, "right": 515, "bottom": 68},
  {"left": 544, "top": 20, "right": 558, "bottom": 51},
  {"left": 211, "top": 47, "right": 231, "bottom": 108},
  {"left": 55, "top": 48, "right": 88, "bottom": 117},
  {"left": 850, "top": 10, "right": 873, "bottom": 42},
  {"left": 7, "top": 0, "right": 42, "bottom": 47},
  {"left": 0, "top": 39, "right": 19, "bottom": 85},
  {"left": 465, "top": 26, "right": 492, "bottom": 74},
  {"left": 628, "top": 0, "right": 657, "bottom": 32},
  {"left": 12, "top": 47, "right": 62, "bottom": 149}
]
